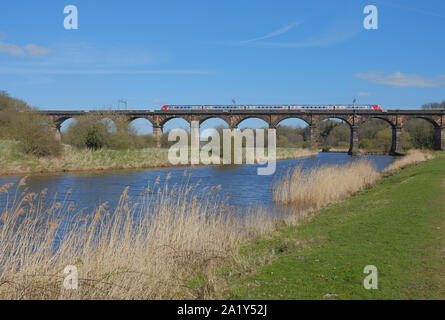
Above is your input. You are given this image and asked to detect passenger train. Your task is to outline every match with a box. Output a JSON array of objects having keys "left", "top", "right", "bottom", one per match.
[{"left": 160, "top": 104, "right": 383, "bottom": 111}]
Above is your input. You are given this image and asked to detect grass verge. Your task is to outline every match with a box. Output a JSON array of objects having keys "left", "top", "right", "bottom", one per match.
[
  {"left": 0, "top": 140, "right": 318, "bottom": 175},
  {"left": 222, "top": 153, "right": 445, "bottom": 299}
]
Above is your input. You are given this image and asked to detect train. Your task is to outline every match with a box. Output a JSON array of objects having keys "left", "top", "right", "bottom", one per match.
[{"left": 160, "top": 104, "right": 383, "bottom": 111}]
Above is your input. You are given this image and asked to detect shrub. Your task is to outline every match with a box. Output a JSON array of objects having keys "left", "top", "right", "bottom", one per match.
[
  {"left": 0, "top": 91, "right": 62, "bottom": 157},
  {"left": 85, "top": 125, "right": 108, "bottom": 150},
  {"left": 62, "top": 113, "right": 159, "bottom": 150},
  {"left": 14, "top": 112, "right": 62, "bottom": 157}
]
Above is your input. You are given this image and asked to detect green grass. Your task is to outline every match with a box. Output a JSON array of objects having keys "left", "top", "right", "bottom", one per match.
[{"left": 225, "top": 154, "right": 445, "bottom": 299}]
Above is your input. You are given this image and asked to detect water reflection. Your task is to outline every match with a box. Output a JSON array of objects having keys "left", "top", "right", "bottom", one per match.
[{"left": 0, "top": 153, "right": 394, "bottom": 214}]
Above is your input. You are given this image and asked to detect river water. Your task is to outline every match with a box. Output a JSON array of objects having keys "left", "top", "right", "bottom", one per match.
[{"left": 0, "top": 153, "right": 394, "bottom": 215}]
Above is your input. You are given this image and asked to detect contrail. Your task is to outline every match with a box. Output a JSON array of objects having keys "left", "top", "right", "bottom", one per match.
[{"left": 238, "top": 21, "right": 303, "bottom": 44}]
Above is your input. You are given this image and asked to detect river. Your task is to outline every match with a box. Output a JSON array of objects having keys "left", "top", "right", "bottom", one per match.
[{"left": 0, "top": 152, "right": 395, "bottom": 215}]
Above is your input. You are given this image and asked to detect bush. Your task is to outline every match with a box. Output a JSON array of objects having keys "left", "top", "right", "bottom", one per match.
[
  {"left": 85, "top": 125, "right": 108, "bottom": 150},
  {"left": 0, "top": 92, "right": 62, "bottom": 157},
  {"left": 322, "top": 146, "right": 330, "bottom": 152},
  {"left": 14, "top": 112, "right": 62, "bottom": 157},
  {"left": 62, "top": 113, "right": 159, "bottom": 150}
]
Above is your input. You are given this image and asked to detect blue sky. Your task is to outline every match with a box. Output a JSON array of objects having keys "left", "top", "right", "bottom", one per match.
[{"left": 1, "top": 0, "right": 445, "bottom": 132}]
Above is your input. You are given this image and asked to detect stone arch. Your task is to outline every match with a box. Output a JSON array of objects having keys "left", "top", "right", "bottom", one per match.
[
  {"left": 401, "top": 115, "right": 440, "bottom": 128},
  {"left": 313, "top": 115, "right": 353, "bottom": 127},
  {"left": 97, "top": 117, "right": 118, "bottom": 133},
  {"left": 272, "top": 115, "right": 311, "bottom": 128},
  {"left": 234, "top": 115, "right": 271, "bottom": 128},
  {"left": 199, "top": 117, "right": 230, "bottom": 137},
  {"left": 52, "top": 116, "right": 76, "bottom": 130},
  {"left": 360, "top": 115, "right": 396, "bottom": 128},
  {"left": 57, "top": 117, "right": 79, "bottom": 133},
  {"left": 161, "top": 117, "right": 191, "bottom": 131},
  {"left": 159, "top": 116, "right": 191, "bottom": 128},
  {"left": 315, "top": 117, "right": 353, "bottom": 153},
  {"left": 274, "top": 117, "right": 311, "bottom": 148},
  {"left": 400, "top": 116, "right": 437, "bottom": 150},
  {"left": 357, "top": 117, "right": 395, "bottom": 153},
  {"left": 128, "top": 117, "right": 154, "bottom": 135},
  {"left": 199, "top": 116, "right": 231, "bottom": 128}
]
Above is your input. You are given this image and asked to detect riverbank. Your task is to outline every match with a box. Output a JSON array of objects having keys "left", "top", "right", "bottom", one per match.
[
  {"left": 0, "top": 149, "right": 435, "bottom": 299},
  {"left": 0, "top": 140, "right": 318, "bottom": 176},
  {"left": 220, "top": 151, "right": 445, "bottom": 299},
  {"left": 323, "top": 147, "right": 393, "bottom": 155}
]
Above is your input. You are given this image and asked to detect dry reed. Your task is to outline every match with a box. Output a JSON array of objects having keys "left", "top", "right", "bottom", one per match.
[
  {"left": 0, "top": 176, "right": 275, "bottom": 300},
  {"left": 273, "top": 160, "right": 381, "bottom": 211},
  {"left": 0, "top": 150, "right": 435, "bottom": 299},
  {"left": 384, "top": 149, "right": 435, "bottom": 173}
]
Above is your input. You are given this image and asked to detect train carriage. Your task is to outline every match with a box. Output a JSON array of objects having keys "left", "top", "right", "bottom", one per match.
[{"left": 161, "top": 104, "right": 382, "bottom": 111}]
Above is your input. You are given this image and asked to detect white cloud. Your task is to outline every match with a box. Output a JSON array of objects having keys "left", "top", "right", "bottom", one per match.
[
  {"left": 152, "top": 99, "right": 168, "bottom": 105},
  {"left": 0, "top": 42, "right": 25, "bottom": 56},
  {"left": 24, "top": 44, "right": 51, "bottom": 57},
  {"left": 0, "top": 40, "right": 205, "bottom": 77},
  {"left": 0, "top": 41, "right": 50, "bottom": 57},
  {"left": 358, "top": 92, "right": 371, "bottom": 97},
  {"left": 356, "top": 71, "right": 445, "bottom": 88}
]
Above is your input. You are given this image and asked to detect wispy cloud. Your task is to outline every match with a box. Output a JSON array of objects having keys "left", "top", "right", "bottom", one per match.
[
  {"left": 229, "top": 17, "right": 361, "bottom": 48},
  {"left": 0, "top": 40, "right": 207, "bottom": 77},
  {"left": 0, "top": 67, "right": 209, "bottom": 75},
  {"left": 0, "top": 42, "right": 25, "bottom": 56},
  {"left": 0, "top": 41, "right": 51, "bottom": 57},
  {"left": 375, "top": 0, "right": 445, "bottom": 20},
  {"left": 356, "top": 71, "right": 445, "bottom": 88},
  {"left": 23, "top": 44, "right": 51, "bottom": 57},
  {"left": 237, "top": 21, "right": 303, "bottom": 44},
  {"left": 358, "top": 92, "right": 372, "bottom": 97},
  {"left": 255, "top": 28, "right": 360, "bottom": 48}
]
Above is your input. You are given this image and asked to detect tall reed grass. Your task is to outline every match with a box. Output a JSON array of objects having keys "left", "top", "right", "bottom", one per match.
[
  {"left": 273, "top": 160, "right": 381, "bottom": 211},
  {"left": 0, "top": 150, "right": 435, "bottom": 299},
  {"left": 383, "top": 149, "right": 435, "bottom": 173},
  {"left": 0, "top": 175, "right": 277, "bottom": 299}
]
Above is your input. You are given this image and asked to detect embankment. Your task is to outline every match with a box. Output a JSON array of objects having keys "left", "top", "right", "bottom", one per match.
[
  {"left": 0, "top": 140, "right": 318, "bottom": 176},
  {"left": 224, "top": 150, "right": 444, "bottom": 299},
  {"left": 0, "top": 149, "right": 437, "bottom": 299}
]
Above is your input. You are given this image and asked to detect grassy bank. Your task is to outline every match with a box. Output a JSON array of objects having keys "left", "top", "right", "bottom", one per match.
[
  {"left": 0, "top": 140, "right": 318, "bottom": 175},
  {"left": 223, "top": 152, "right": 445, "bottom": 299},
  {"left": 0, "top": 149, "right": 437, "bottom": 299}
]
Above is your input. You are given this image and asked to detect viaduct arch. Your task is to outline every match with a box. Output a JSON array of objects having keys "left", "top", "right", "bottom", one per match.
[{"left": 42, "top": 109, "right": 445, "bottom": 155}]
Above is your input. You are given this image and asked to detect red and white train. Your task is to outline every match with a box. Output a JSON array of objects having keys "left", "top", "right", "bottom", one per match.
[{"left": 161, "top": 104, "right": 382, "bottom": 111}]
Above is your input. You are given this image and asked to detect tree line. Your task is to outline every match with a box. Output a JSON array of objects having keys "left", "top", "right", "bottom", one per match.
[{"left": 0, "top": 90, "right": 443, "bottom": 157}]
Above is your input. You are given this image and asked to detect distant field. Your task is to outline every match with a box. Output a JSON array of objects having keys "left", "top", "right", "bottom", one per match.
[{"left": 223, "top": 153, "right": 445, "bottom": 299}]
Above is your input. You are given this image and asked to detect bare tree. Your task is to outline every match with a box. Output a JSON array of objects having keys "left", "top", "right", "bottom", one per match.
[{"left": 422, "top": 102, "right": 444, "bottom": 109}]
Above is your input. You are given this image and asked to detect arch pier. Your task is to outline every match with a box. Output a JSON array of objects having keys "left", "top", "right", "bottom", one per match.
[
  {"left": 43, "top": 109, "right": 445, "bottom": 155},
  {"left": 152, "top": 125, "right": 163, "bottom": 148}
]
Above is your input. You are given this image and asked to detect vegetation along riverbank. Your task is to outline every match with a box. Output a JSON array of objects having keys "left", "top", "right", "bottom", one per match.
[
  {"left": 0, "top": 140, "right": 318, "bottom": 175},
  {"left": 0, "top": 149, "right": 437, "bottom": 299},
  {"left": 0, "top": 91, "right": 441, "bottom": 175},
  {"left": 219, "top": 149, "right": 443, "bottom": 299}
]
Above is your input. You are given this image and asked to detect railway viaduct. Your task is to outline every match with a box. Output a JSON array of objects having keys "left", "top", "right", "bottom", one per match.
[{"left": 41, "top": 109, "right": 445, "bottom": 155}]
